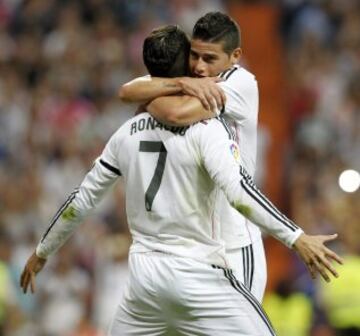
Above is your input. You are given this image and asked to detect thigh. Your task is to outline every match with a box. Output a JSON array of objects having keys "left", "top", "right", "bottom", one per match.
[
  {"left": 108, "top": 303, "right": 167, "bottom": 336},
  {"left": 170, "top": 260, "right": 275, "bottom": 336},
  {"left": 108, "top": 253, "right": 167, "bottom": 336}
]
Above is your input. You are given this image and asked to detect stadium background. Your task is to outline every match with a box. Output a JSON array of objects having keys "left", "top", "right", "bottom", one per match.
[{"left": 0, "top": 0, "right": 359, "bottom": 335}]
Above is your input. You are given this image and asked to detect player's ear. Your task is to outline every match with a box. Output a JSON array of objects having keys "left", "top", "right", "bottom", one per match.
[{"left": 230, "top": 48, "right": 242, "bottom": 65}]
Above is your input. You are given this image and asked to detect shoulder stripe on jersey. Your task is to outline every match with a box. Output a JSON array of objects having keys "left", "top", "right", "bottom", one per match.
[
  {"left": 218, "top": 66, "right": 238, "bottom": 81},
  {"left": 41, "top": 188, "right": 79, "bottom": 243},
  {"left": 212, "top": 265, "right": 276, "bottom": 335},
  {"left": 239, "top": 167, "right": 299, "bottom": 231},
  {"left": 100, "top": 159, "right": 122, "bottom": 176},
  {"left": 216, "top": 116, "right": 236, "bottom": 140},
  {"left": 219, "top": 68, "right": 232, "bottom": 79},
  {"left": 224, "top": 67, "right": 238, "bottom": 80}
]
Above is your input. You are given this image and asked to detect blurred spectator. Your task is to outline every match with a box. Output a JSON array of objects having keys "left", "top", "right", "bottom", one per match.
[
  {"left": 38, "top": 246, "right": 91, "bottom": 335},
  {"left": 318, "top": 254, "right": 360, "bottom": 335},
  {"left": 0, "top": 231, "right": 17, "bottom": 334},
  {"left": 317, "top": 222, "right": 360, "bottom": 335}
]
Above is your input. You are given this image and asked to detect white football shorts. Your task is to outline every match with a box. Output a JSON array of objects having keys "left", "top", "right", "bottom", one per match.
[{"left": 108, "top": 251, "right": 275, "bottom": 336}]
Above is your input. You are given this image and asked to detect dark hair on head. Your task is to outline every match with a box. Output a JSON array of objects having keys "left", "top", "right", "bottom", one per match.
[
  {"left": 143, "top": 25, "right": 190, "bottom": 78},
  {"left": 192, "top": 12, "right": 241, "bottom": 54}
]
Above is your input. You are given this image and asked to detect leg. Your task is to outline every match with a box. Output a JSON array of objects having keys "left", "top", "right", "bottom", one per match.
[
  {"left": 167, "top": 258, "right": 275, "bottom": 336},
  {"left": 108, "top": 253, "right": 167, "bottom": 336}
]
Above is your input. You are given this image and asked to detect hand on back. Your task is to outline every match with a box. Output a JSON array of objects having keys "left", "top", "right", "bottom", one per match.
[{"left": 179, "top": 77, "right": 226, "bottom": 112}]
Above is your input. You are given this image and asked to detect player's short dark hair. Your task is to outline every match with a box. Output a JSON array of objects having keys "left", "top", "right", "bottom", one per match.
[
  {"left": 143, "top": 25, "right": 190, "bottom": 78},
  {"left": 192, "top": 12, "right": 241, "bottom": 54}
]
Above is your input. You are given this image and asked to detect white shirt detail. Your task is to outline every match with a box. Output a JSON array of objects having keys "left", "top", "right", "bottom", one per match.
[{"left": 36, "top": 113, "right": 303, "bottom": 267}]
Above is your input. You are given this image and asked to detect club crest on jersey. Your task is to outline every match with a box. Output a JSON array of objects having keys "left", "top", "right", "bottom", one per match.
[{"left": 230, "top": 143, "right": 240, "bottom": 163}]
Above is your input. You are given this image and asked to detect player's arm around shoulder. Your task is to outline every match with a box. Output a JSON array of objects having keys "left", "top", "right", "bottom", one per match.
[
  {"left": 118, "top": 75, "right": 182, "bottom": 103},
  {"left": 146, "top": 77, "right": 226, "bottom": 126},
  {"left": 147, "top": 95, "right": 216, "bottom": 127}
]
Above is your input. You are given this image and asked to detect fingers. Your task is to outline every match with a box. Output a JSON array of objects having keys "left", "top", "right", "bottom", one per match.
[
  {"left": 20, "top": 268, "right": 26, "bottom": 288},
  {"left": 312, "top": 257, "right": 331, "bottom": 282},
  {"left": 310, "top": 251, "right": 341, "bottom": 282},
  {"left": 324, "top": 247, "right": 344, "bottom": 265},
  {"left": 21, "top": 270, "right": 30, "bottom": 294},
  {"left": 305, "top": 262, "right": 317, "bottom": 280},
  {"left": 186, "top": 78, "right": 225, "bottom": 111},
  {"left": 203, "top": 90, "right": 217, "bottom": 111},
  {"left": 30, "top": 272, "right": 36, "bottom": 294},
  {"left": 197, "top": 93, "right": 210, "bottom": 111},
  {"left": 321, "top": 234, "right": 338, "bottom": 243},
  {"left": 317, "top": 254, "right": 339, "bottom": 278},
  {"left": 21, "top": 270, "right": 37, "bottom": 294},
  {"left": 196, "top": 89, "right": 217, "bottom": 111},
  {"left": 208, "top": 86, "right": 226, "bottom": 110}
]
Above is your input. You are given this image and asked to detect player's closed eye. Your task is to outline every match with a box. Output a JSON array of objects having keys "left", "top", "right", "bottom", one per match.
[
  {"left": 202, "top": 56, "right": 216, "bottom": 64},
  {"left": 190, "top": 51, "right": 199, "bottom": 60}
]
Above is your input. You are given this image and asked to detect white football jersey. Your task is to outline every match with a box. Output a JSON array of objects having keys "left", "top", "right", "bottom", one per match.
[
  {"left": 36, "top": 113, "right": 302, "bottom": 268},
  {"left": 215, "top": 65, "right": 262, "bottom": 249}
]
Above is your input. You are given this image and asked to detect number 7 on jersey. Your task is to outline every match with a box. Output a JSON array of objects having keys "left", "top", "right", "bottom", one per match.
[{"left": 139, "top": 141, "right": 167, "bottom": 211}]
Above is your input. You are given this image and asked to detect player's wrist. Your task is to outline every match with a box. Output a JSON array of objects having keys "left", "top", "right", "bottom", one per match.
[
  {"left": 35, "top": 246, "right": 48, "bottom": 260},
  {"left": 177, "top": 77, "right": 193, "bottom": 93},
  {"left": 292, "top": 231, "right": 306, "bottom": 250}
]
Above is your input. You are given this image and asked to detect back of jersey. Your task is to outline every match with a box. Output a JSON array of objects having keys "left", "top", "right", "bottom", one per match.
[{"left": 108, "top": 113, "right": 226, "bottom": 267}]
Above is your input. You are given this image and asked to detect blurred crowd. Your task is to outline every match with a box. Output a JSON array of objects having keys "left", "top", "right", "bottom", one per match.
[{"left": 0, "top": 0, "right": 359, "bottom": 335}]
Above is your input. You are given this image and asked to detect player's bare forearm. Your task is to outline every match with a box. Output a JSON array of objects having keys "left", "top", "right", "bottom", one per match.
[
  {"left": 119, "top": 76, "right": 182, "bottom": 103},
  {"left": 147, "top": 95, "right": 215, "bottom": 126},
  {"left": 119, "top": 76, "right": 225, "bottom": 113}
]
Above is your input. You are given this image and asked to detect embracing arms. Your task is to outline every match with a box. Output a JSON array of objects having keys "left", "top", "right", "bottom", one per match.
[{"left": 119, "top": 75, "right": 226, "bottom": 125}]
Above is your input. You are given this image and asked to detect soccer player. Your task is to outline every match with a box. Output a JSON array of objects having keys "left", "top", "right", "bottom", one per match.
[
  {"left": 118, "top": 12, "right": 322, "bottom": 301},
  {"left": 21, "top": 25, "right": 342, "bottom": 335}
]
